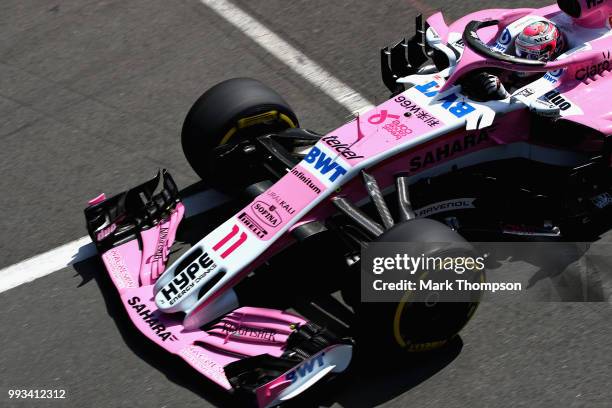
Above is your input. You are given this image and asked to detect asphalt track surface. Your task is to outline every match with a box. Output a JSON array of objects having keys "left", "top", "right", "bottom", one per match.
[{"left": 1, "top": 1, "right": 611, "bottom": 407}]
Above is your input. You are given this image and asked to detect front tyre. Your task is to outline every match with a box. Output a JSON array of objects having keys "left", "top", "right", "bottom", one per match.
[{"left": 181, "top": 78, "right": 298, "bottom": 188}]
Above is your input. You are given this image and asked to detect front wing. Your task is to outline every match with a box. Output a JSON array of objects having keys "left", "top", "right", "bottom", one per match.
[{"left": 84, "top": 170, "right": 352, "bottom": 408}]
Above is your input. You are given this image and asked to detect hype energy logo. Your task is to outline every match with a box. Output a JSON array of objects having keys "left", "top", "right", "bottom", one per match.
[
  {"left": 158, "top": 252, "right": 216, "bottom": 306},
  {"left": 301, "top": 145, "right": 348, "bottom": 187}
]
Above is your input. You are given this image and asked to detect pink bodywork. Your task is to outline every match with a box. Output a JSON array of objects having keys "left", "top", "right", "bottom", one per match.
[
  {"left": 100, "top": 203, "right": 310, "bottom": 406},
  {"left": 190, "top": 2, "right": 612, "bottom": 317},
  {"left": 97, "top": 2, "right": 612, "bottom": 405},
  {"left": 198, "top": 0, "right": 612, "bottom": 309}
]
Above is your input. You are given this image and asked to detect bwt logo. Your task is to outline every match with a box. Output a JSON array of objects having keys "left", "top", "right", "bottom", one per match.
[
  {"left": 303, "top": 146, "right": 348, "bottom": 183},
  {"left": 285, "top": 353, "right": 325, "bottom": 383}
]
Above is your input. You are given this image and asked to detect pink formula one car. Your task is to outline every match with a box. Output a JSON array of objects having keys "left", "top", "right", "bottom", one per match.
[{"left": 85, "top": 1, "right": 612, "bottom": 406}]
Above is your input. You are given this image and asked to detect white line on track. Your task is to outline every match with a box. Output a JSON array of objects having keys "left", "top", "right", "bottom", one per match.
[
  {"left": 0, "top": 0, "right": 374, "bottom": 294},
  {"left": 200, "top": 0, "right": 375, "bottom": 114},
  {"left": 0, "top": 236, "right": 97, "bottom": 294},
  {"left": 0, "top": 190, "right": 228, "bottom": 293}
]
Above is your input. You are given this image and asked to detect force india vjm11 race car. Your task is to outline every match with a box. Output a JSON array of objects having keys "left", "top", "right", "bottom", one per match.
[{"left": 84, "top": 0, "right": 612, "bottom": 406}]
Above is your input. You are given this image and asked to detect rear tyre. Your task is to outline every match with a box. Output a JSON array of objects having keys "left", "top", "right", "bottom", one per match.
[{"left": 181, "top": 78, "right": 298, "bottom": 188}]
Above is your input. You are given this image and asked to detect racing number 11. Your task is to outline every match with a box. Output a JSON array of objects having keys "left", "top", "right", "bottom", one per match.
[
  {"left": 213, "top": 225, "right": 247, "bottom": 259},
  {"left": 416, "top": 81, "right": 475, "bottom": 119}
]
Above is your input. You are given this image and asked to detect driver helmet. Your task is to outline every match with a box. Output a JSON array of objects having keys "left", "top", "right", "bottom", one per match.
[{"left": 515, "top": 18, "right": 565, "bottom": 61}]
